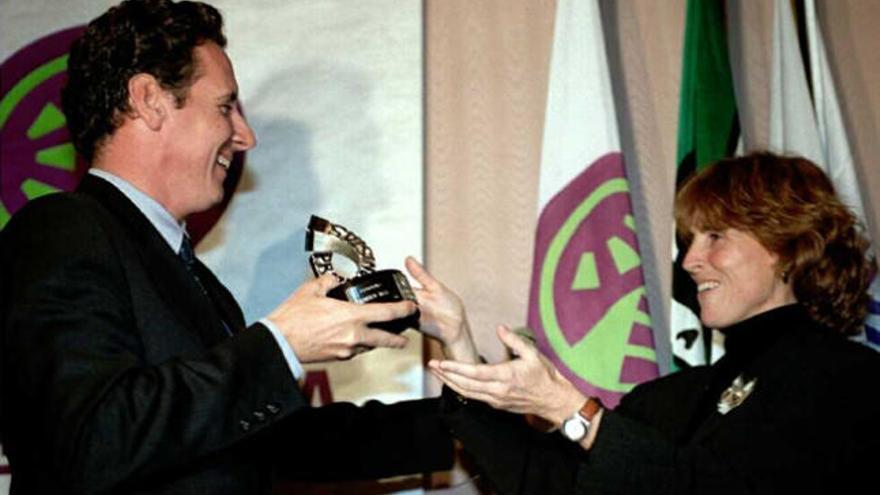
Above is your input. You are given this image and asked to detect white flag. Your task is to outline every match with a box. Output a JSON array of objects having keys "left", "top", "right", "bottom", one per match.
[
  {"left": 769, "top": 0, "right": 879, "bottom": 349},
  {"left": 526, "top": 0, "right": 659, "bottom": 408}
]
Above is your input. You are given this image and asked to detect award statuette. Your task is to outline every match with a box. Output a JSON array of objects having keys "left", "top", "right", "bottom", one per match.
[{"left": 305, "top": 215, "right": 419, "bottom": 334}]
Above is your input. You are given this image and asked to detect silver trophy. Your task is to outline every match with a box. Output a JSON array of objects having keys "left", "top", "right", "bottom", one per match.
[{"left": 305, "top": 215, "right": 419, "bottom": 333}]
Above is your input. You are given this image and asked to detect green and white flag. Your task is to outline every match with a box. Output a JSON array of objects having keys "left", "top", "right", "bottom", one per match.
[{"left": 671, "top": 0, "right": 740, "bottom": 368}]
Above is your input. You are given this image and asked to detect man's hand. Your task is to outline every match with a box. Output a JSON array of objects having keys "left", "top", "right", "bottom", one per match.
[
  {"left": 405, "top": 257, "right": 480, "bottom": 363},
  {"left": 267, "top": 274, "right": 414, "bottom": 362}
]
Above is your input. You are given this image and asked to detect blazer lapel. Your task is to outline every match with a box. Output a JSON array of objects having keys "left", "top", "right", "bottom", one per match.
[
  {"left": 77, "top": 174, "right": 234, "bottom": 344},
  {"left": 679, "top": 364, "right": 745, "bottom": 443}
]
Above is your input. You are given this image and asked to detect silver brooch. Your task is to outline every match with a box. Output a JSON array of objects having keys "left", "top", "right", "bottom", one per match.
[{"left": 717, "top": 375, "right": 757, "bottom": 414}]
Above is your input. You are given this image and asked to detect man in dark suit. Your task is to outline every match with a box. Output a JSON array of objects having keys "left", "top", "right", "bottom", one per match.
[{"left": 0, "top": 0, "right": 454, "bottom": 492}]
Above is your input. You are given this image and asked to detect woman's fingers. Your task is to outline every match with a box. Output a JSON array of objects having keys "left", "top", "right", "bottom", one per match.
[
  {"left": 430, "top": 368, "right": 503, "bottom": 406},
  {"left": 496, "top": 325, "right": 536, "bottom": 359},
  {"left": 432, "top": 358, "right": 510, "bottom": 382},
  {"left": 405, "top": 256, "right": 439, "bottom": 290}
]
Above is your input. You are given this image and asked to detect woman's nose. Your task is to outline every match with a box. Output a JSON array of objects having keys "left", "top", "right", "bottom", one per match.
[{"left": 681, "top": 242, "right": 703, "bottom": 275}]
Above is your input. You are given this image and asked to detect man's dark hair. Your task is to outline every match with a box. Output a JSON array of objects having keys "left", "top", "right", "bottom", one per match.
[{"left": 62, "top": 0, "right": 226, "bottom": 161}]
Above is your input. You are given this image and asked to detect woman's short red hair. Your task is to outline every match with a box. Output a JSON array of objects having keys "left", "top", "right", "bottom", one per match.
[{"left": 675, "top": 152, "right": 874, "bottom": 335}]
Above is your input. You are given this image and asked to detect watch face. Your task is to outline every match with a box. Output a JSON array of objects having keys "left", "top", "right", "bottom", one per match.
[{"left": 563, "top": 417, "right": 587, "bottom": 440}]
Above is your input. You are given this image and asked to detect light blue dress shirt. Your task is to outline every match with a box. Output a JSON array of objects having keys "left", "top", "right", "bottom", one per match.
[{"left": 88, "top": 168, "right": 304, "bottom": 380}]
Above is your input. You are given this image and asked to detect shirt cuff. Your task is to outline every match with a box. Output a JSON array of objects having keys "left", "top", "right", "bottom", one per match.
[{"left": 259, "top": 317, "right": 305, "bottom": 380}]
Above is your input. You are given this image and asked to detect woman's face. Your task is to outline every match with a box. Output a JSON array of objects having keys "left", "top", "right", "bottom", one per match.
[{"left": 682, "top": 227, "right": 796, "bottom": 329}]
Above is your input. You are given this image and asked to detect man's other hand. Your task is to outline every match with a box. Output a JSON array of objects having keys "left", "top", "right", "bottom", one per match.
[{"left": 267, "top": 274, "right": 414, "bottom": 362}]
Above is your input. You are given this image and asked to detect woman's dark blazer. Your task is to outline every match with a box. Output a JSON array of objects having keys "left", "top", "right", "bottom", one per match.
[{"left": 444, "top": 306, "right": 880, "bottom": 495}]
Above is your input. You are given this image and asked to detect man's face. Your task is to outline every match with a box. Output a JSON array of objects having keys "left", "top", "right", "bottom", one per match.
[{"left": 161, "top": 41, "right": 255, "bottom": 219}]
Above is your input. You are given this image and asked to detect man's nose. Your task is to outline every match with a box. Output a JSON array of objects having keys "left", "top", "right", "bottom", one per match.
[{"left": 231, "top": 107, "right": 256, "bottom": 151}]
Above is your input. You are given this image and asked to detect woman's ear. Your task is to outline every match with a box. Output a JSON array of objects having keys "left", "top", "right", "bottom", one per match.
[
  {"left": 126, "top": 73, "right": 167, "bottom": 131},
  {"left": 776, "top": 259, "right": 792, "bottom": 284}
]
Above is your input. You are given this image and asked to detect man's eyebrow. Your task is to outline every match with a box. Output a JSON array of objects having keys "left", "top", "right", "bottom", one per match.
[{"left": 217, "top": 91, "right": 239, "bottom": 104}]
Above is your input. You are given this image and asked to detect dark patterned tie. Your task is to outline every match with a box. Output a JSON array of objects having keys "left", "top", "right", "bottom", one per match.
[
  {"left": 178, "top": 235, "right": 232, "bottom": 336},
  {"left": 178, "top": 235, "right": 205, "bottom": 293}
]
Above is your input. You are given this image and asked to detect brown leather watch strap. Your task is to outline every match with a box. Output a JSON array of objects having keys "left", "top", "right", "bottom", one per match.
[{"left": 580, "top": 397, "right": 603, "bottom": 421}]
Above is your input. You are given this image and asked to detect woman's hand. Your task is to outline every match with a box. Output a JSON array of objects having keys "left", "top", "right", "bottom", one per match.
[
  {"left": 405, "top": 256, "right": 480, "bottom": 363},
  {"left": 429, "top": 325, "right": 586, "bottom": 427}
]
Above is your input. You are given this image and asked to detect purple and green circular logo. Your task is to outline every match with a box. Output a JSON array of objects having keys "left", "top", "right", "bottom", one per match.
[
  {"left": 1, "top": 27, "right": 87, "bottom": 228},
  {"left": 528, "top": 153, "right": 659, "bottom": 407}
]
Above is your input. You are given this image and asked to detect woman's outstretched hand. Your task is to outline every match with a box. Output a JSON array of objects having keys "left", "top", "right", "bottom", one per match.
[
  {"left": 405, "top": 256, "right": 480, "bottom": 363},
  {"left": 428, "top": 325, "right": 587, "bottom": 426}
]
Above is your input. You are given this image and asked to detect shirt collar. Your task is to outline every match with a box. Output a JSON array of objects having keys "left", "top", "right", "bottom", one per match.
[{"left": 88, "top": 168, "right": 187, "bottom": 253}]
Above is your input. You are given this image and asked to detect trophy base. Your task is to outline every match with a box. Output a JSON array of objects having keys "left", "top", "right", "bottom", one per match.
[{"left": 327, "top": 269, "right": 420, "bottom": 334}]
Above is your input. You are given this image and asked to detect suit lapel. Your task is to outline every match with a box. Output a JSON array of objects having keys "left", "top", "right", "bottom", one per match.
[
  {"left": 77, "top": 174, "right": 234, "bottom": 344},
  {"left": 193, "top": 260, "right": 246, "bottom": 331}
]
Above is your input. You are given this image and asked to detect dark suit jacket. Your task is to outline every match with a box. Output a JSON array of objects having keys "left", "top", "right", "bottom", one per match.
[
  {"left": 443, "top": 305, "right": 880, "bottom": 494},
  {"left": 0, "top": 175, "right": 452, "bottom": 494}
]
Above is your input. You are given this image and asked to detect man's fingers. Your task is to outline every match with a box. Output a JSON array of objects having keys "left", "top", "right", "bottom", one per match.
[
  {"left": 360, "top": 328, "right": 409, "bottom": 349},
  {"left": 354, "top": 300, "right": 417, "bottom": 323},
  {"left": 312, "top": 273, "right": 341, "bottom": 295}
]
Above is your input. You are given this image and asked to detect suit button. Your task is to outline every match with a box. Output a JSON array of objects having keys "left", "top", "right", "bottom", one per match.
[
  {"left": 253, "top": 411, "right": 267, "bottom": 422},
  {"left": 266, "top": 403, "right": 280, "bottom": 415},
  {"left": 239, "top": 420, "right": 251, "bottom": 432}
]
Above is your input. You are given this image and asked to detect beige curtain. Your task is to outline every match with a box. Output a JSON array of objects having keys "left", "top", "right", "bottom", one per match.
[{"left": 423, "top": 0, "right": 688, "bottom": 381}]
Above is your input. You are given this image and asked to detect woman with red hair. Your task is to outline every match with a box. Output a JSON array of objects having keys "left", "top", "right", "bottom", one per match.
[{"left": 414, "top": 152, "right": 880, "bottom": 494}]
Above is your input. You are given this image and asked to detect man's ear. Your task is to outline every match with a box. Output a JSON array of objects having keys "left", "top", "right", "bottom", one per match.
[{"left": 127, "top": 73, "right": 168, "bottom": 131}]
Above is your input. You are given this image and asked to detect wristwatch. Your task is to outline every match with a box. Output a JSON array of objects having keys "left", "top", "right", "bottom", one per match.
[{"left": 560, "top": 397, "right": 603, "bottom": 442}]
